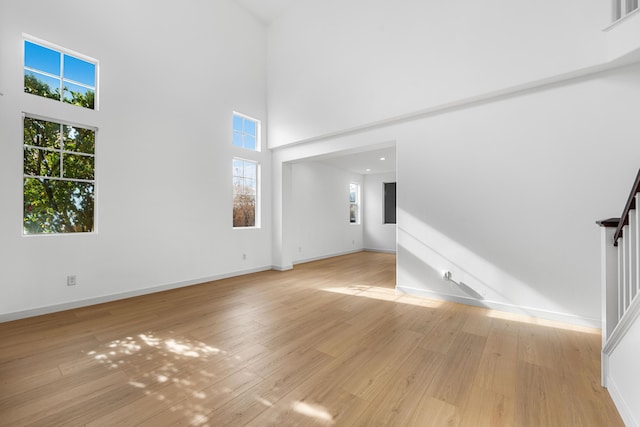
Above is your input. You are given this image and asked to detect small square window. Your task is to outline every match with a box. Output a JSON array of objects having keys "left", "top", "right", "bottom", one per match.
[
  {"left": 232, "top": 113, "right": 260, "bottom": 151},
  {"left": 24, "top": 39, "right": 97, "bottom": 110}
]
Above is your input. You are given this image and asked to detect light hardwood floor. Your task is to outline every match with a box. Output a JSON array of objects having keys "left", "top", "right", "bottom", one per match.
[{"left": 0, "top": 252, "right": 624, "bottom": 426}]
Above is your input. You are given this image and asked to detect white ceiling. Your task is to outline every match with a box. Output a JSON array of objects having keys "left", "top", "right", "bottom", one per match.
[
  {"left": 319, "top": 147, "right": 396, "bottom": 176},
  {"left": 232, "top": 0, "right": 297, "bottom": 24}
]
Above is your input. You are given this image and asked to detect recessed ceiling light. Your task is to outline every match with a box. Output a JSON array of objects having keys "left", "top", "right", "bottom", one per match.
[
  {"left": 366, "top": 168, "right": 371, "bottom": 172},
  {"left": 380, "top": 157, "right": 386, "bottom": 161}
]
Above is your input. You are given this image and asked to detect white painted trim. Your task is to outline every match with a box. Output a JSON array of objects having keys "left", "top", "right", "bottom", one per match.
[
  {"left": 271, "top": 264, "right": 293, "bottom": 271},
  {"left": 0, "top": 265, "right": 273, "bottom": 323},
  {"left": 293, "top": 249, "right": 363, "bottom": 265},
  {"left": 396, "top": 285, "right": 601, "bottom": 329},
  {"left": 603, "top": 293, "right": 640, "bottom": 354},
  {"left": 270, "top": 61, "right": 628, "bottom": 150},
  {"left": 364, "top": 248, "right": 397, "bottom": 254},
  {"left": 603, "top": 6, "right": 640, "bottom": 31},
  {"left": 607, "top": 376, "right": 639, "bottom": 427}
]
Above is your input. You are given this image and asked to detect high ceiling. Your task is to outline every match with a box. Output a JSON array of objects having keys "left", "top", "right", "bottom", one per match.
[
  {"left": 232, "top": 0, "right": 396, "bottom": 176},
  {"left": 232, "top": 0, "right": 297, "bottom": 24}
]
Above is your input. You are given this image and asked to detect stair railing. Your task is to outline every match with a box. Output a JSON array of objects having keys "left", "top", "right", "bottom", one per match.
[{"left": 597, "top": 168, "right": 640, "bottom": 387}]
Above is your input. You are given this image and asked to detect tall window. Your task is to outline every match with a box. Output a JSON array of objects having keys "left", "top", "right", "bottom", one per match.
[
  {"left": 232, "top": 112, "right": 260, "bottom": 228},
  {"left": 233, "top": 158, "right": 258, "bottom": 228},
  {"left": 232, "top": 112, "right": 259, "bottom": 151},
  {"left": 23, "top": 116, "right": 96, "bottom": 234},
  {"left": 350, "top": 183, "right": 360, "bottom": 224},
  {"left": 24, "top": 39, "right": 97, "bottom": 109}
]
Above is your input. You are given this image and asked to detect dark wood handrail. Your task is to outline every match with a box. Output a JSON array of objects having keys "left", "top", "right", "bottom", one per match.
[
  {"left": 612, "top": 168, "right": 640, "bottom": 246},
  {"left": 597, "top": 218, "right": 620, "bottom": 228}
]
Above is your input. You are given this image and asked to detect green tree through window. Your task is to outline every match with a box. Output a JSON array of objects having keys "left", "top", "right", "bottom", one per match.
[
  {"left": 24, "top": 40, "right": 96, "bottom": 109},
  {"left": 23, "top": 117, "right": 96, "bottom": 234}
]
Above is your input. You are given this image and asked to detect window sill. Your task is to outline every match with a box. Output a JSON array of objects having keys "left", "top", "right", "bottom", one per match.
[{"left": 604, "top": 8, "right": 640, "bottom": 31}]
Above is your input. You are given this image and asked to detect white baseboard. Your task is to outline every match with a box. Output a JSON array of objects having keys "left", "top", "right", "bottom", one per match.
[
  {"left": 607, "top": 376, "right": 639, "bottom": 427},
  {"left": 364, "top": 248, "right": 397, "bottom": 254},
  {"left": 396, "top": 285, "right": 601, "bottom": 329},
  {"left": 0, "top": 265, "right": 273, "bottom": 323},
  {"left": 293, "top": 249, "right": 363, "bottom": 265}
]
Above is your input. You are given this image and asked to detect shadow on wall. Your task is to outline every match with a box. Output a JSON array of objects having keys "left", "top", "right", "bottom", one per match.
[
  {"left": 396, "top": 244, "right": 490, "bottom": 305},
  {"left": 396, "top": 209, "right": 586, "bottom": 323}
]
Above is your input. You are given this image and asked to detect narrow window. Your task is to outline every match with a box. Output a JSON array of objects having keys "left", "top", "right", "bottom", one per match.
[
  {"left": 24, "top": 39, "right": 97, "bottom": 109},
  {"left": 232, "top": 112, "right": 260, "bottom": 151},
  {"left": 233, "top": 158, "right": 258, "bottom": 228},
  {"left": 612, "top": 0, "right": 638, "bottom": 21},
  {"left": 23, "top": 116, "right": 96, "bottom": 234},
  {"left": 384, "top": 182, "right": 396, "bottom": 224},
  {"left": 350, "top": 183, "right": 360, "bottom": 224}
]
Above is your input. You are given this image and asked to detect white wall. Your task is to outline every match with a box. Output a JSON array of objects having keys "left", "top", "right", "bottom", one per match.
[
  {"left": 271, "top": 62, "right": 640, "bottom": 326},
  {"left": 364, "top": 172, "right": 396, "bottom": 253},
  {"left": 267, "top": 0, "right": 608, "bottom": 147},
  {"left": 290, "top": 162, "right": 363, "bottom": 263},
  {"left": 396, "top": 63, "right": 640, "bottom": 326},
  {"left": 0, "top": 0, "right": 271, "bottom": 320}
]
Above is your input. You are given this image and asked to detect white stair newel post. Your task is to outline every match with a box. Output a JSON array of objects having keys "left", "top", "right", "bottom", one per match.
[{"left": 600, "top": 223, "right": 618, "bottom": 387}]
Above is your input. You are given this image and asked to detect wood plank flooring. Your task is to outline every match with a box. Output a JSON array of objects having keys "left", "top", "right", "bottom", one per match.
[{"left": 0, "top": 252, "right": 624, "bottom": 426}]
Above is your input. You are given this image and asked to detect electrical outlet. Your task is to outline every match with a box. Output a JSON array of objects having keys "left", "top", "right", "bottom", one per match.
[
  {"left": 242, "top": 253, "right": 247, "bottom": 260},
  {"left": 67, "top": 275, "right": 77, "bottom": 286},
  {"left": 298, "top": 247, "right": 302, "bottom": 253}
]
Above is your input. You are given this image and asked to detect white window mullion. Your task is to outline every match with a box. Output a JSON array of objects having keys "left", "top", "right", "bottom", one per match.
[
  {"left": 59, "top": 123, "right": 64, "bottom": 179},
  {"left": 23, "top": 66, "right": 59, "bottom": 81},
  {"left": 59, "top": 51, "right": 64, "bottom": 101},
  {"left": 24, "top": 175, "right": 95, "bottom": 184}
]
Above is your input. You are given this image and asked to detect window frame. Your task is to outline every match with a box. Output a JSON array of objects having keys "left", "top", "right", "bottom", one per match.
[
  {"left": 232, "top": 111, "right": 261, "bottom": 152},
  {"left": 23, "top": 34, "right": 99, "bottom": 110},
  {"left": 232, "top": 157, "right": 260, "bottom": 229},
  {"left": 22, "top": 113, "right": 98, "bottom": 236},
  {"left": 349, "top": 182, "right": 361, "bottom": 225},
  {"left": 611, "top": 0, "right": 639, "bottom": 23}
]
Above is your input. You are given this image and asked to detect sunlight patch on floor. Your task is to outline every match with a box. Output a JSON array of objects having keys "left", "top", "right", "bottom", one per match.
[
  {"left": 321, "top": 285, "right": 442, "bottom": 308},
  {"left": 487, "top": 309, "right": 600, "bottom": 334},
  {"left": 83, "top": 332, "right": 237, "bottom": 425},
  {"left": 292, "top": 401, "right": 335, "bottom": 424},
  {"left": 256, "top": 396, "right": 274, "bottom": 407}
]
